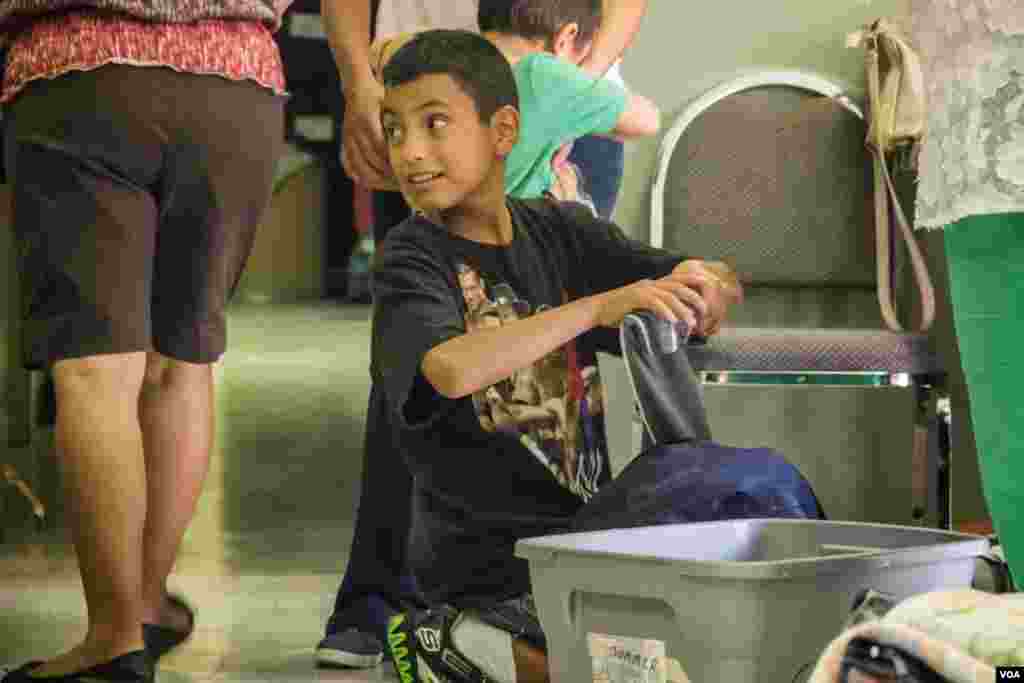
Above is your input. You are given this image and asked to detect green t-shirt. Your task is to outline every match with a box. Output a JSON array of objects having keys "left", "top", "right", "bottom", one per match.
[{"left": 505, "top": 53, "right": 628, "bottom": 199}]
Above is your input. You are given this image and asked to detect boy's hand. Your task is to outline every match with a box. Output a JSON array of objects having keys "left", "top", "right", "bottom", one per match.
[
  {"left": 593, "top": 276, "right": 707, "bottom": 331},
  {"left": 552, "top": 142, "right": 574, "bottom": 169},
  {"left": 668, "top": 260, "right": 744, "bottom": 337}
]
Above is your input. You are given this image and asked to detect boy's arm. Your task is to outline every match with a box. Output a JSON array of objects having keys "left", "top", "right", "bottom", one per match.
[
  {"left": 579, "top": 0, "right": 649, "bottom": 78},
  {"left": 374, "top": 226, "right": 736, "bottom": 415},
  {"left": 555, "top": 202, "right": 742, "bottom": 339},
  {"left": 611, "top": 92, "right": 660, "bottom": 138},
  {"left": 422, "top": 272, "right": 709, "bottom": 399}
]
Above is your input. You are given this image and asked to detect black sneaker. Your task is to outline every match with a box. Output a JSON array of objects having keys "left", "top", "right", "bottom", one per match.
[
  {"left": 386, "top": 607, "right": 493, "bottom": 683},
  {"left": 315, "top": 628, "right": 384, "bottom": 668}
]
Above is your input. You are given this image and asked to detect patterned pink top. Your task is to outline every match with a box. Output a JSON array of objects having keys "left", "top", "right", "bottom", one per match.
[{"left": 1, "top": 10, "right": 287, "bottom": 104}]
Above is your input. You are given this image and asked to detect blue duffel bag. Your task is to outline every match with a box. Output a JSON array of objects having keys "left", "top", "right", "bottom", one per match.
[
  {"left": 572, "top": 311, "right": 825, "bottom": 533},
  {"left": 573, "top": 439, "right": 825, "bottom": 532}
]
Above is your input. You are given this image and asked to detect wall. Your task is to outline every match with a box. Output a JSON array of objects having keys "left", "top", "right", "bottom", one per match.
[
  {"left": 235, "top": 158, "right": 327, "bottom": 303},
  {"left": 605, "top": 0, "right": 986, "bottom": 525},
  {"left": 2, "top": 183, "right": 39, "bottom": 537}
]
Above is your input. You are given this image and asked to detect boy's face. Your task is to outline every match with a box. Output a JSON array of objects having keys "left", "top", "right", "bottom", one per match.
[
  {"left": 380, "top": 73, "right": 514, "bottom": 213},
  {"left": 550, "top": 23, "right": 593, "bottom": 66}
]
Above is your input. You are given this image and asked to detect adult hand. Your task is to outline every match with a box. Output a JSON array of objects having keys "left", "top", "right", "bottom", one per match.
[
  {"left": 341, "top": 78, "right": 400, "bottom": 191},
  {"left": 666, "top": 260, "right": 743, "bottom": 337}
]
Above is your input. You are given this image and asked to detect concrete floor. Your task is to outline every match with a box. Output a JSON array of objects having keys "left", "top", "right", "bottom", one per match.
[{"left": 0, "top": 302, "right": 397, "bottom": 682}]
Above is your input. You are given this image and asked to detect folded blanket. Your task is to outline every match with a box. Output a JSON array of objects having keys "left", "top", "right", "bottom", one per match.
[{"left": 808, "top": 589, "right": 1024, "bottom": 683}]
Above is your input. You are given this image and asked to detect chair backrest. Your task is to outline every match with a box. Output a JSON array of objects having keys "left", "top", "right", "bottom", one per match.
[{"left": 651, "top": 71, "right": 877, "bottom": 290}]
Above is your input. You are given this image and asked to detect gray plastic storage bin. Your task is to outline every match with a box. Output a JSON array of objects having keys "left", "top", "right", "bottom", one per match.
[{"left": 515, "top": 519, "right": 987, "bottom": 683}]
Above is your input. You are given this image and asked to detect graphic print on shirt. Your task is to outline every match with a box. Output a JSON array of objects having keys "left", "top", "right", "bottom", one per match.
[{"left": 455, "top": 259, "right": 608, "bottom": 501}]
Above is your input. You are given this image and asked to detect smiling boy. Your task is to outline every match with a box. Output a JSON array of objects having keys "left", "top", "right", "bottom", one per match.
[{"left": 373, "top": 30, "right": 741, "bottom": 683}]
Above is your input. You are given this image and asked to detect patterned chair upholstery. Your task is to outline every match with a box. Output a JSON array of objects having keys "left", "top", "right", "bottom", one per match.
[{"left": 649, "top": 71, "right": 950, "bottom": 528}]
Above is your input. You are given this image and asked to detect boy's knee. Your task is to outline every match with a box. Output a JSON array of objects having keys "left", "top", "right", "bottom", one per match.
[
  {"left": 449, "top": 611, "right": 548, "bottom": 683},
  {"left": 511, "top": 639, "right": 549, "bottom": 683},
  {"left": 52, "top": 352, "right": 147, "bottom": 396}
]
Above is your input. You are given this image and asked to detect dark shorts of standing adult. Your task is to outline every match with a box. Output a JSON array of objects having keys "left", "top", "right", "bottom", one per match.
[{"left": 4, "top": 64, "right": 285, "bottom": 370}]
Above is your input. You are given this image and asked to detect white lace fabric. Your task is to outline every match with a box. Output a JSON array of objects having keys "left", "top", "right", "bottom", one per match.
[{"left": 906, "top": 1, "right": 1024, "bottom": 229}]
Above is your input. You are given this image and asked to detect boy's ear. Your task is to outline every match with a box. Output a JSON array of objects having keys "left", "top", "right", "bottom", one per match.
[{"left": 491, "top": 105, "right": 519, "bottom": 159}]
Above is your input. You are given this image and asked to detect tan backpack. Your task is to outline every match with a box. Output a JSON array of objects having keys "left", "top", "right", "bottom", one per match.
[{"left": 848, "top": 18, "right": 936, "bottom": 332}]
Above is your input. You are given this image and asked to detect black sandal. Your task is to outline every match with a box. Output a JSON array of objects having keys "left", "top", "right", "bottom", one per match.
[
  {"left": 142, "top": 594, "right": 196, "bottom": 662},
  {"left": 0, "top": 650, "right": 152, "bottom": 682}
]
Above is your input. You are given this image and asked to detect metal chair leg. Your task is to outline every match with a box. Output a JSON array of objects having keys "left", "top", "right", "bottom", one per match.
[
  {"left": 936, "top": 393, "right": 952, "bottom": 531},
  {"left": 912, "top": 377, "right": 955, "bottom": 530},
  {"left": 911, "top": 381, "right": 933, "bottom": 525}
]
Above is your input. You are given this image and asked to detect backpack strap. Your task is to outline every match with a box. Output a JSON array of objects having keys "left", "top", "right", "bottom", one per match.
[{"left": 870, "top": 145, "right": 936, "bottom": 332}]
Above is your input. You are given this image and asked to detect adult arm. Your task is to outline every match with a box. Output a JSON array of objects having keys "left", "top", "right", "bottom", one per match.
[
  {"left": 369, "top": 31, "right": 417, "bottom": 80},
  {"left": 321, "top": 0, "right": 398, "bottom": 189},
  {"left": 579, "top": 0, "right": 648, "bottom": 78}
]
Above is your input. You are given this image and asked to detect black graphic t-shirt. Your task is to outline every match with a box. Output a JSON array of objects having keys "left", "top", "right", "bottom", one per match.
[{"left": 371, "top": 198, "right": 683, "bottom": 603}]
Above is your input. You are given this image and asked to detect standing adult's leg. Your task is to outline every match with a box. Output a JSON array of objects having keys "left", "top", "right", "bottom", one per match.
[
  {"left": 138, "top": 69, "right": 284, "bottom": 641},
  {"left": 3, "top": 70, "right": 162, "bottom": 680},
  {"left": 567, "top": 134, "right": 625, "bottom": 220},
  {"left": 46, "top": 353, "right": 151, "bottom": 673},
  {"left": 943, "top": 212, "right": 1024, "bottom": 581},
  {"left": 137, "top": 355, "right": 212, "bottom": 634}
]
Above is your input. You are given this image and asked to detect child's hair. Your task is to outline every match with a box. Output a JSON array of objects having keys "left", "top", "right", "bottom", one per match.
[
  {"left": 381, "top": 29, "right": 519, "bottom": 122},
  {"left": 477, "top": 0, "right": 602, "bottom": 49}
]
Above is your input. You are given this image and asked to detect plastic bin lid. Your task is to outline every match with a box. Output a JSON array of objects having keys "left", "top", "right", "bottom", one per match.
[{"left": 515, "top": 519, "right": 989, "bottom": 580}]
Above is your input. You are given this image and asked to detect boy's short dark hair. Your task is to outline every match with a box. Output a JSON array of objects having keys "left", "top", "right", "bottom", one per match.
[
  {"left": 478, "top": 0, "right": 602, "bottom": 49},
  {"left": 381, "top": 29, "right": 519, "bottom": 122}
]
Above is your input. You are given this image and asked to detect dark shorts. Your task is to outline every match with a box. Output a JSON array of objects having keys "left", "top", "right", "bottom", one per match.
[{"left": 4, "top": 64, "right": 285, "bottom": 369}]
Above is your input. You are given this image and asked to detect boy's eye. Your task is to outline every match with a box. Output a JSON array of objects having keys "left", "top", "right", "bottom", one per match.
[{"left": 427, "top": 114, "right": 449, "bottom": 131}]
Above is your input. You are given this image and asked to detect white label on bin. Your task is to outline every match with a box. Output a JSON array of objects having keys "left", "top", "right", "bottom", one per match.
[{"left": 588, "top": 633, "right": 689, "bottom": 683}]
